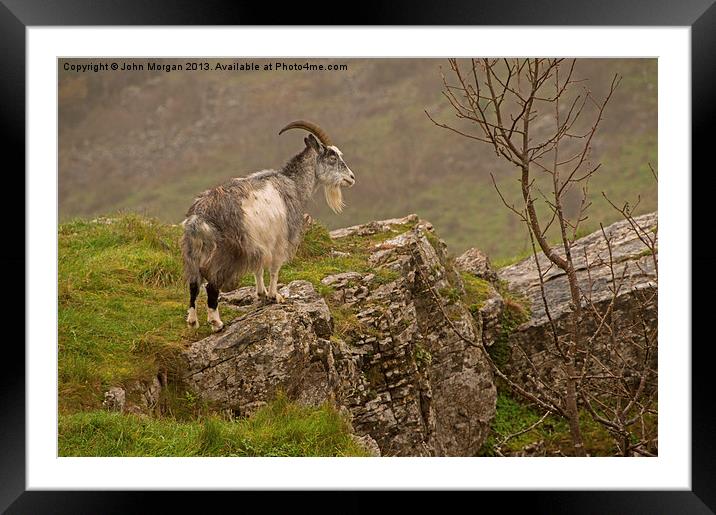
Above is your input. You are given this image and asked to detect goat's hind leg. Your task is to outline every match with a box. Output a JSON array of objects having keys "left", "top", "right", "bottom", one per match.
[
  {"left": 186, "top": 281, "right": 200, "bottom": 328},
  {"left": 206, "top": 282, "right": 224, "bottom": 332}
]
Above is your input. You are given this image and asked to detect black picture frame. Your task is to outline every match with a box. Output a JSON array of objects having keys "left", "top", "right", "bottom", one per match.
[{"left": 4, "top": 1, "right": 713, "bottom": 512}]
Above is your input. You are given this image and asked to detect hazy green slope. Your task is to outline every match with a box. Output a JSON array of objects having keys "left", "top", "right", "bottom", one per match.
[{"left": 59, "top": 58, "right": 656, "bottom": 259}]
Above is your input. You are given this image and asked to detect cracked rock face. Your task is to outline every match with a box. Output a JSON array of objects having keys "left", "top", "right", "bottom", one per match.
[
  {"left": 455, "top": 247, "right": 497, "bottom": 283},
  {"left": 183, "top": 281, "right": 340, "bottom": 417},
  {"left": 498, "top": 212, "right": 658, "bottom": 391},
  {"left": 181, "top": 219, "right": 497, "bottom": 456},
  {"left": 453, "top": 252, "right": 504, "bottom": 348}
]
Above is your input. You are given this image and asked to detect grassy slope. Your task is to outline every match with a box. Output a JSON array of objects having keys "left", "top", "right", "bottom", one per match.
[
  {"left": 58, "top": 213, "right": 414, "bottom": 456},
  {"left": 58, "top": 214, "right": 236, "bottom": 412},
  {"left": 59, "top": 59, "right": 656, "bottom": 260}
]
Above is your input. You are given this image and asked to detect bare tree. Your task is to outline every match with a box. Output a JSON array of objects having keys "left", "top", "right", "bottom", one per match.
[{"left": 427, "top": 58, "right": 656, "bottom": 456}]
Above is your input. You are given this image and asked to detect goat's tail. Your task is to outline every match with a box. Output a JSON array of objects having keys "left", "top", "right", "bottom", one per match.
[{"left": 180, "top": 214, "right": 216, "bottom": 284}]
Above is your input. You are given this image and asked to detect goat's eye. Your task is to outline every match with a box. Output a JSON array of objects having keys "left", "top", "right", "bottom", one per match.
[{"left": 328, "top": 155, "right": 337, "bottom": 163}]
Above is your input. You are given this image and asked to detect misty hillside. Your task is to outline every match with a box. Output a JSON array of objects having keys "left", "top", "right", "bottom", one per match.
[{"left": 59, "top": 58, "right": 656, "bottom": 259}]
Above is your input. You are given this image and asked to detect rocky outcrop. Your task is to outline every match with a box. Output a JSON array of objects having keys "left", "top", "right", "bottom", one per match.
[
  {"left": 327, "top": 213, "right": 424, "bottom": 239},
  {"left": 181, "top": 217, "right": 497, "bottom": 456},
  {"left": 183, "top": 281, "right": 339, "bottom": 416},
  {"left": 455, "top": 247, "right": 498, "bottom": 283},
  {"left": 497, "top": 212, "right": 658, "bottom": 391},
  {"left": 453, "top": 248, "right": 505, "bottom": 347},
  {"left": 101, "top": 377, "right": 163, "bottom": 416}
]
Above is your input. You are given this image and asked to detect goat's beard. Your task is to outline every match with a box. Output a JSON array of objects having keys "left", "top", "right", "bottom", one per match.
[{"left": 324, "top": 184, "right": 345, "bottom": 214}]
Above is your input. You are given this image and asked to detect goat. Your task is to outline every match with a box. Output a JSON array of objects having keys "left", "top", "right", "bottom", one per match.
[{"left": 180, "top": 121, "right": 355, "bottom": 332}]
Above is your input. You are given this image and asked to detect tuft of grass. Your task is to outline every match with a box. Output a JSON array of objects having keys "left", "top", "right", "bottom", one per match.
[
  {"left": 636, "top": 247, "right": 655, "bottom": 258},
  {"left": 460, "top": 272, "right": 494, "bottom": 313},
  {"left": 424, "top": 231, "right": 443, "bottom": 254},
  {"left": 295, "top": 221, "right": 334, "bottom": 260},
  {"left": 58, "top": 393, "right": 369, "bottom": 457},
  {"left": 493, "top": 249, "right": 535, "bottom": 269},
  {"left": 331, "top": 305, "right": 363, "bottom": 342},
  {"left": 438, "top": 286, "right": 461, "bottom": 304}
]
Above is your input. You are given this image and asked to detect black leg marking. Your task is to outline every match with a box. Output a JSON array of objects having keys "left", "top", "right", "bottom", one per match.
[
  {"left": 189, "top": 281, "right": 199, "bottom": 308},
  {"left": 206, "top": 283, "right": 220, "bottom": 310}
]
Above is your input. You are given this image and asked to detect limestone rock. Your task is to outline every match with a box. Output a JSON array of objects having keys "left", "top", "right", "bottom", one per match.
[
  {"left": 102, "top": 387, "right": 126, "bottom": 412},
  {"left": 350, "top": 434, "right": 382, "bottom": 457},
  {"left": 125, "top": 377, "right": 162, "bottom": 415},
  {"left": 328, "top": 227, "right": 496, "bottom": 457},
  {"left": 497, "top": 212, "right": 658, "bottom": 391},
  {"left": 478, "top": 293, "right": 505, "bottom": 347},
  {"left": 455, "top": 247, "right": 498, "bottom": 283},
  {"left": 103, "top": 376, "right": 162, "bottom": 415},
  {"left": 182, "top": 218, "right": 497, "bottom": 456},
  {"left": 183, "top": 281, "right": 338, "bottom": 417},
  {"left": 328, "top": 214, "right": 419, "bottom": 239}
]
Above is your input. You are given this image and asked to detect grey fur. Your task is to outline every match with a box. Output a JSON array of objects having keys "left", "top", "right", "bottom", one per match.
[{"left": 181, "top": 131, "right": 354, "bottom": 328}]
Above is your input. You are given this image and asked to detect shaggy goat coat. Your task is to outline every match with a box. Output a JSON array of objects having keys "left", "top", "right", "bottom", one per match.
[{"left": 180, "top": 146, "right": 316, "bottom": 290}]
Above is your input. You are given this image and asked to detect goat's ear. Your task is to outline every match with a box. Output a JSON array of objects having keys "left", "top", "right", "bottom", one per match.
[{"left": 305, "top": 134, "right": 322, "bottom": 153}]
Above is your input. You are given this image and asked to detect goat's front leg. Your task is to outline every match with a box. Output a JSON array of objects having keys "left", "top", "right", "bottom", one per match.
[
  {"left": 267, "top": 265, "right": 284, "bottom": 303},
  {"left": 254, "top": 268, "right": 268, "bottom": 301},
  {"left": 206, "top": 282, "right": 224, "bottom": 332}
]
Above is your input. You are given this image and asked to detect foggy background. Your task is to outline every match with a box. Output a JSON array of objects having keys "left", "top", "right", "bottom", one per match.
[{"left": 58, "top": 58, "right": 656, "bottom": 260}]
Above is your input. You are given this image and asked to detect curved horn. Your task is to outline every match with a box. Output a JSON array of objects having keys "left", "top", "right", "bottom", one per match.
[{"left": 278, "top": 120, "right": 333, "bottom": 147}]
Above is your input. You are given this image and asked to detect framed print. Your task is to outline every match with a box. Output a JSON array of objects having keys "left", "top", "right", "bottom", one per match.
[{"left": 5, "top": 0, "right": 715, "bottom": 512}]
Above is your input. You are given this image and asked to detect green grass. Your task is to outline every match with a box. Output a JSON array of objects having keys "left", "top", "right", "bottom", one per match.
[
  {"left": 58, "top": 214, "right": 415, "bottom": 413},
  {"left": 58, "top": 213, "right": 237, "bottom": 412},
  {"left": 460, "top": 272, "right": 494, "bottom": 313},
  {"left": 58, "top": 213, "right": 421, "bottom": 456},
  {"left": 478, "top": 393, "right": 617, "bottom": 457},
  {"left": 59, "top": 393, "right": 369, "bottom": 457},
  {"left": 492, "top": 249, "right": 535, "bottom": 270}
]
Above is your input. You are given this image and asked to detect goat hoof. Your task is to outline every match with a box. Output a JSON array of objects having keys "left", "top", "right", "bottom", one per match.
[
  {"left": 268, "top": 293, "right": 284, "bottom": 304},
  {"left": 210, "top": 321, "right": 224, "bottom": 333},
  {"left": 186, "top": 309, "right": 199, "bottom": 329}
]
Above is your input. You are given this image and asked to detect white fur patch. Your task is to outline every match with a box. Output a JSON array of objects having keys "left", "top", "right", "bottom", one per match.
[
  {"left": 324, "top": 185, "right": 345, "bottom": 213},
  {"left": 181, "top": 215, "right": 213, "bottom": 235},
  {"left": 186, "top": 307, "right": 198, "bottom": 326},
  {"left": 328, "top": 145, "right": 343, "bottom": 157},
  {"left": 246, "top": 169, "right": 275, "bottom": 180},
  {"left": 241, "top": 182, "right": 289, "bottom": 266}
]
